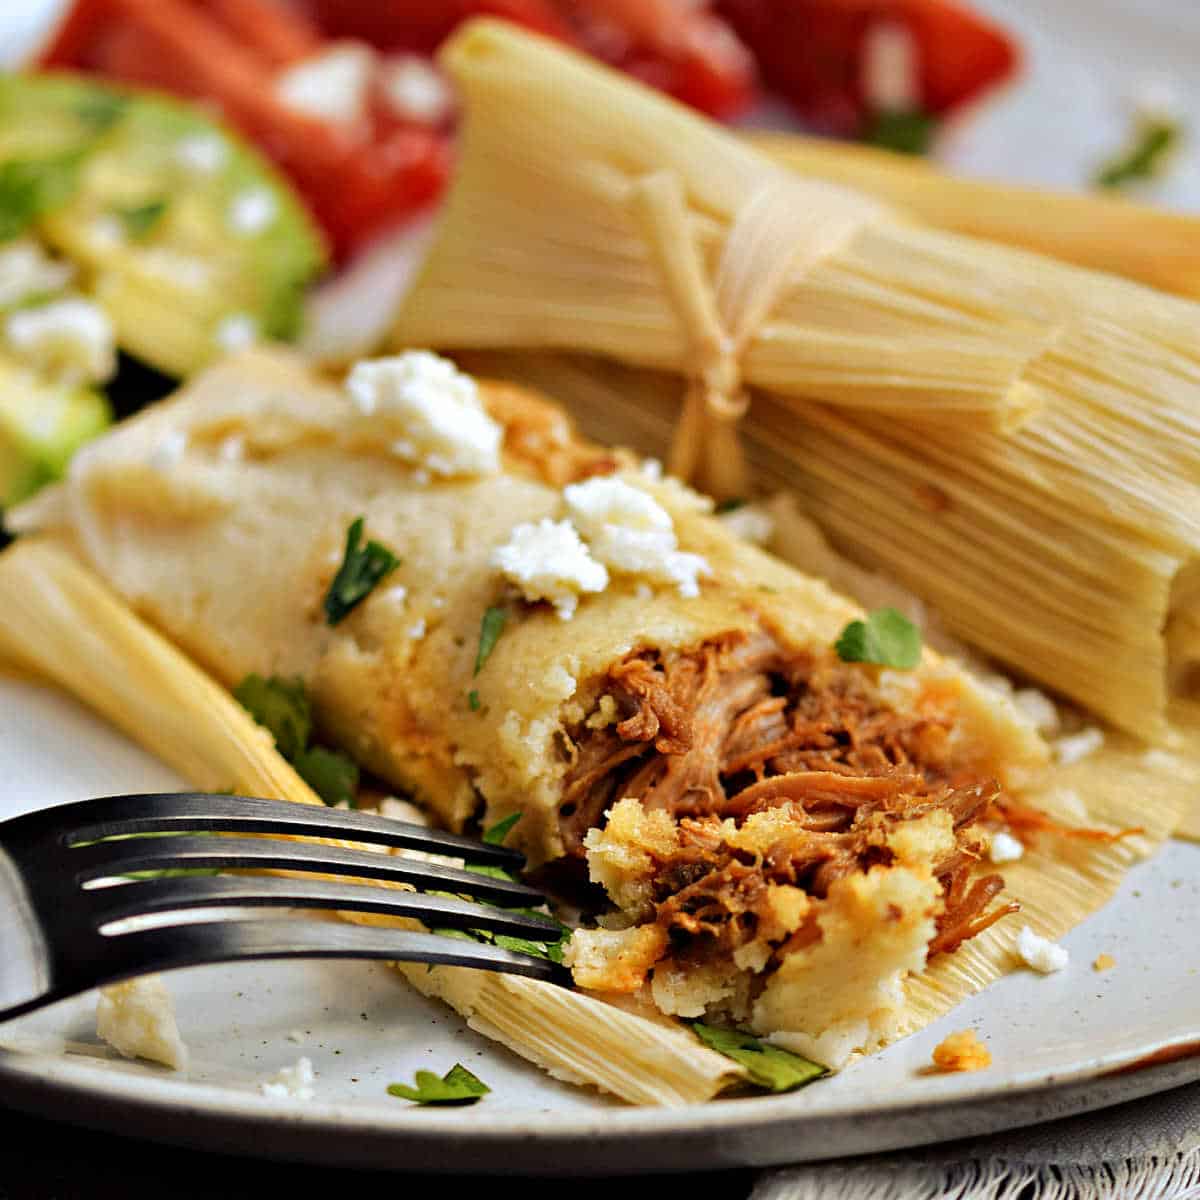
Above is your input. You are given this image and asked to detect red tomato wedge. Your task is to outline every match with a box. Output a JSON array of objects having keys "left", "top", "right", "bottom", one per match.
[
  {"left": 308, "top": 0, "right": 579, "bottom": 54},
  {"left": 716, "top": 0, "right": 1018, "bottom": 134},
  {"left": 309, "top": 0, "right": 757, "bottom": 119},
  {"left": 38, "top": 0, "right": 451, "bottom": 260}
]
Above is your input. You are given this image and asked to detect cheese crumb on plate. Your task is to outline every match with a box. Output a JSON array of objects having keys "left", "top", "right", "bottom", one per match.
[
  {"left": 259, "top": 1056, "right": 316, "bottom": 1100},
  {"left": 931, "top": 1029, "right": 991, "bottom": 1073},
  {"left": 96, "top": 975, "right": 189, "bottom": 1070},
  {"left": 1016, "top": 926, "right": 1070, "bottom": 974}
]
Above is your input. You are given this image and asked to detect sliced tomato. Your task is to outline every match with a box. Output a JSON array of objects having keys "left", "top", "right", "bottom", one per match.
[
  {"left": 573, "top": 0, "right": 758, "bottom": 119},
  {"left": 717, "top": 0, "right": 1018, "bottom": 135},
  {"left": 306, "top": 0, "right": 578, "bottom": 54},
  {"left": 202, "top": 0, "right": 324, "bottom": 69},
  {"left": 39, "top": 0, "right": 452, "bottom": 260}
]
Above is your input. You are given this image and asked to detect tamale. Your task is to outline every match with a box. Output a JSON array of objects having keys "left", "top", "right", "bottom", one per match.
[
  {"left": 0, "top": 537, "right": 741, "bottom": 1105},
  {"left": 750, "top": 133, "right": 1200, "bottom": 302},
  {"left": 394, "top": 21, "right": 1200, "bottom": 743},
  {"left": 8, "top": 347, "right": 1101, "bottom": 1071}
]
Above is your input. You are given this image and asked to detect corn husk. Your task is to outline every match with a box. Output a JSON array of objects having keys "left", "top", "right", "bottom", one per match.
[
  {"left": 751, "top": 133, "right": 1200, "bottom": 303},
  {"left": 396, "top": 20, "right": 1200, "bottom": 527},
  {"left": 0, "top": 537, "right": 741, "bottom": 1105}
]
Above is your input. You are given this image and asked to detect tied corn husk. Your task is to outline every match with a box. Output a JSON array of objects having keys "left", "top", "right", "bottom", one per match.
[
  {"left": 395, "top": 20, "right": 1200, "bottom": 742},
  {"left": 0, "top": 537, "right": 1190, "bottom": 1092},
  {"left": 460, "top": 347, "right": 1199, "bottom": 744},
  {"left": 750, "top": 133, "right": 1200, "bottom": 303},
  {"left": 0, "top": 537, "right": 741, "bottom": 1105},
  {"left": 396, "top": 20, "right": 1200, "bottom": 520}
]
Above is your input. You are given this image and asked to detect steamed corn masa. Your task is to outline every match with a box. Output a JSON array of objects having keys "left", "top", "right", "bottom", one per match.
[{"left": 9, "top": 348, "right": 1059, "bottom": 1064}]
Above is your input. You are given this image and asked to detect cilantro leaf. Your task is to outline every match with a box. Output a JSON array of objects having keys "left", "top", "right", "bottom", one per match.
[
  {"left": 467, "top": 689, "right": 481, "bottom": 712},
  {"left": 473, "top": 605, "right": 507, "bottom": 675},
  {"left": 74, "top": 91, "right": 129, "bottom": 133},
  {"left": 234, "top": 672, "right": 360, "bottom": 805},
  {"left": 293, "top": 745, "right": 360, "bottom": 808},
  {"left": 691, "top": 1023, "right": 826, "bottom": 1093},
  {"left": 387, "top": 1063, "right": 490, "bottom": 1106},
  {"left": 233, "top": 674, "right": 311, "bottom": 761},
  {"left": 117, "top": 198, "right": 168, "bottom": 239},
  {"left": 323, "top": 517, "right": 399, "bottom": 625},
  {"left": 1095, "top": 118, "right": 1181, "bottom": 189},
  {"left": 0, "top": 151, "right": 85, "bottom": 242},
  {"left": 714, "top": 497, "right": 746, "bottom": 514},
  {"left": 865, "top": 108, "right": 938, "bottom": 156},
  {"left": 483, "top": 812, "right": 521, "bottom": 845},
  {"left": 834, "top": 607, "right": 922, "bottom": 670}
]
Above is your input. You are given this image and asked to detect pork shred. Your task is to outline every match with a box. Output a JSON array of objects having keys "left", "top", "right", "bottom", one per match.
[{"left": 560, "top": 631, "right": 1016, "bottom": 960}]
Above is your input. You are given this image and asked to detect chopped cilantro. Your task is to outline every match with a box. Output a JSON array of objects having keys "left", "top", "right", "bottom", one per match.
[
  {"left": 834, "top": 607, "right": 921, "bottom": 670},
  {"left": 473, "top": 605, "right": 507, "bottom": 675},
  {"left": 293, "top": 745, "right": 360, "bottom": 808},
  {"left": 1095, "top": 118, "right": 1181, "bottom": 189},
  {"left": 467, "top": 689, "right": 481, "bottom": 712},
  {"left": 714, "top": 497, "right": 746, "bottom": 514},
  {"left": 234, "top": 672, "right": 359, "bottom": 806},
  {"left": 691, "top": 1023, "right": 826, "bottom": 1093},
  {"left": 117, "top": 198, "right": 168, "bottom": 239},
  {"left": 482, "top": 812, "right": 521, "bottom": 845},
  {"left": 74, "top": 91, "right": 128, "bottom": 132},
  {"left": 865, "top": 108, "right": 938, "bottom": 156},
  {"left": 233, "top": 674, "right": 311, "bottom": 761},
  {"left": 388, "top": 1063, "right": 490, "bottom": 1106},
  {"left": 323, "top": 517, "right": 400, "bottom": 625},
  {"left": 0, "top": 151, "right": 85, "bottom": 242}
]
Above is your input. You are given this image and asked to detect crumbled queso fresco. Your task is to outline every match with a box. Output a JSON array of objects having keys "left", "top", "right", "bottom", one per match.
[
  {"left": 275, "top": 43, "right": 375, "bottom": 126},
  {"left": 346, "top": 351, "right": 502, "bottom": 478},
  {"left": 259, "top": 1056, "right": 316, "bottom": 1100},
  {"left": 95, "top": 976, "right": 189, "bottom": 1070},
  {"left": 491, "top": 517, "right": 608, "bottom": 620},
  {"left": 5, "top": 297, "right": 115, "bottom": 384},
  {"left": 493, "top": 475, "right": 712, "bottom": 618},
  {"left": 988, "top": 830, "right": 1025, "bottom": 865},
  {"left": 1016, "top": 926, "right": 1069, "bottom": 974},
  {"left": 562, "top": 475, "right": 711, "bottom": 597}
]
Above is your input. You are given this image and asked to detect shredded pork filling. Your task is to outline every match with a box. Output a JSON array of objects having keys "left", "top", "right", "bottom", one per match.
[{"left": 560, "top": 631, "right": 1017, "bottom": 965}]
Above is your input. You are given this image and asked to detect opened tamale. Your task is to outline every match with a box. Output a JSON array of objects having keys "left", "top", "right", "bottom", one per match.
[{"left": 394, "top": 20, "right": 1200, "bottom": 744}]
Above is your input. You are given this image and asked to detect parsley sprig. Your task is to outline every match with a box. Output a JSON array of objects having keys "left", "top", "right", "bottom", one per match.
[
  {"left": 234, "top": 673, "right": 359, "bottom": 807},
  {"left": 691, "top": 1023, "right": 826, "bottom": 1093},
  {"left": 323, "top": 517, "right": 400, "bottom": 626},
  {"left": 1095, "top": 117, "right": 1181, "bottom": 189},
  {"left": 429, "top": 813, "right": 571, "bottom": 965},
  {"left": 468, "top": 605, "right": 508, "bottom": 712},
  {"left": 388, "top": 1063, "right": 490, "bottom": 1106},
  {"left": 834, "top": 607, "right": 921, "bottom": 670}
]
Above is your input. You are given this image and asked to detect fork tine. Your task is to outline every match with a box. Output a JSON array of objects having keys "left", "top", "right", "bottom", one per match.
[
  {"left": 89, "top": 875, "right": 564, "bottom": 941},
  {"left": 67, "top": 835, "right": 544, "bottom": 905},
  {"left": 96, "top": 918, "right": 568, "bottom": 986},
  {"left": 61, "top": 793, "right": 525, "bottom": 864}
]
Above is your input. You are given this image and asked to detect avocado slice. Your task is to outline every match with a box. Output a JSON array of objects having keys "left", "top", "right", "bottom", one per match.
[
  {"left": 0, "top": 355, "right": 111, "bottom": 507},
  {"left": 0, "top": 73, "right": 328, "bottom": 378}
]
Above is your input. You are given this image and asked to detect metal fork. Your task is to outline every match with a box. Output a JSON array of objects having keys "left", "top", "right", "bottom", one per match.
[{"left": 0, "top": 792, "right": 569, "bottom": 1021}]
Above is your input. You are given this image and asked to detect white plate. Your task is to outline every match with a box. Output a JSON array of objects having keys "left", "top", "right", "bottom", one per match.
[{"left": 4, "top": 0, "right": 1200, "bottom": 1175}]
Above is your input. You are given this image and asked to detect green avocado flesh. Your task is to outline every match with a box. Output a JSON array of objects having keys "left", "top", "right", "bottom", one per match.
[
  {"left": 0, "top": 356, "right": 111, "bottom": 507},
  {"left": 0, "top": 72, "right": 329, "bottom": 378}
]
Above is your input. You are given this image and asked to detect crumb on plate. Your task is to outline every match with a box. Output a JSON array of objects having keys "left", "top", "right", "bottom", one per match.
[
  {"left": 931, "top": 1029, "right": 991, "bottom": 1073},
  {"left": 1093, "top": 953, "right": 1116, "bottom": 972}
]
